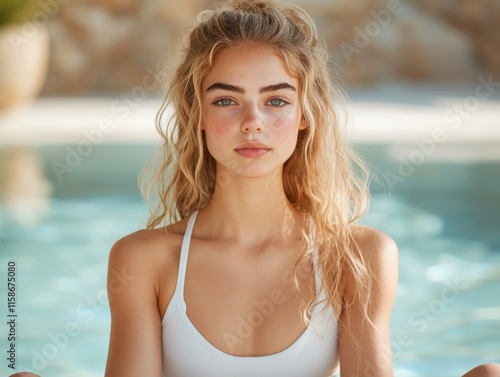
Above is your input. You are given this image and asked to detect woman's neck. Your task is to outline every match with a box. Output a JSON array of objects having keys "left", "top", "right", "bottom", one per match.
[{"left": 199, "top": 169, "right": 303, "bottom": 247}]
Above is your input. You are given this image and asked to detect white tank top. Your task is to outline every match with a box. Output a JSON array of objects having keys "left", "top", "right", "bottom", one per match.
[{"left": 162, "top": 211, "right": 339, "bottom": 377}]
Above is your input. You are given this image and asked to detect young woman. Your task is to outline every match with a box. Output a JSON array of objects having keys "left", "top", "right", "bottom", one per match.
[{"left": 104, "top": 1, "right": 500, "bottom": 376}]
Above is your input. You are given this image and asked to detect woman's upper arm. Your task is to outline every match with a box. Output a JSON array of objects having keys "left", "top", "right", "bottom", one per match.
[
  {"left": 339, "top": 227, "right": 399, "bottom": 377},
  {"left": 104, "top": 235, "right": 163, "bottom": 377}
]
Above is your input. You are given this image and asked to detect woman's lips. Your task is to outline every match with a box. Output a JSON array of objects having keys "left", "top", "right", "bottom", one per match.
[
  {"left": 235, "top": 141, "right": 271, "bottom": 158},
  {"left": 235, "top": 148, "right": 270, "bottom": 158}
]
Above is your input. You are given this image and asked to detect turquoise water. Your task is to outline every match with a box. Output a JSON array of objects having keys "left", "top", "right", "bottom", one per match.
[{"left": 0, "top": 144, "right": 499, "bottom": 376}]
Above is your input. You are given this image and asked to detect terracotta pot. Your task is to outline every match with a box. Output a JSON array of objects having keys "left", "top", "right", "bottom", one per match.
[{"left": 0, "top": 23, "right": 50, "bottom": 110}]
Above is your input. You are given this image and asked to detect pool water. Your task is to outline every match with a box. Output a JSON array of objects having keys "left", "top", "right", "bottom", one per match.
[{"left": 0, "top": 144, "right": 499, "bottom": 377}]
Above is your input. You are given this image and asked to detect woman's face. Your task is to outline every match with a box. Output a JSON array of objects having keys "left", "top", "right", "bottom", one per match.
[{"left": 200, "top": 42, "right": 307, "bottom": 179}]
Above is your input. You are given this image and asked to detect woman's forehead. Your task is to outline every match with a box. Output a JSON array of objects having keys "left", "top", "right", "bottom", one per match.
[{"left": 202, "top": 42, "right": 299, "bottom": 91}]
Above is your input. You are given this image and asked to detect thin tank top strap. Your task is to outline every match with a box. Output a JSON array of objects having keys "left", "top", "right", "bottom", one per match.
[{"left": 176, "top": 210, "right": 199, "bottom": 296}]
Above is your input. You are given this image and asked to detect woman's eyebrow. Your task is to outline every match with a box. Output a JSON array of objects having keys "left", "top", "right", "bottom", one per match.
[
  {"left": 205, "top": 82, "right": 296, "bottom": 93},
  {"left": 260, "top": 83, "right": 296, "bottom": 93},
  {"left": 206, "top": 82, "right": 244, "bottom": 93}
]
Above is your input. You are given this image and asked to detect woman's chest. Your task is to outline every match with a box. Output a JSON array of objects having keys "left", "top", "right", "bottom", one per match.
[{"left": 183, "top": 241, "right": 316, "bottom": 357}]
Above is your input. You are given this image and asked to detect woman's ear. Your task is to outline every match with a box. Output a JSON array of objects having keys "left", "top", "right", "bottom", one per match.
[{"left": 299, "top": 117, "right": 308, "bottom": 130}]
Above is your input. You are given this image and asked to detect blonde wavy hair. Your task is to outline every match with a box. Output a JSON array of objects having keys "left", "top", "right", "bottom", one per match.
[{"left": 140, "top": 0, "right": 371, "bottom": 323}]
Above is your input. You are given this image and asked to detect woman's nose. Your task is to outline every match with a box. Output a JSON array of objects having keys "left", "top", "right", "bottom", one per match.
[{"left": 241, "top": 104, "right": 263, "bottom": 134}]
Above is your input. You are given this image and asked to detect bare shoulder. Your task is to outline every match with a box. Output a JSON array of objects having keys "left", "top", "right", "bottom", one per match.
[
  {"left": 350, "top": 225, "right": 398, "bottom": 266},
  {"left": 349, "top": 225, "right": 399, "bottom": 315},
  {"left": 110, "top": 228, "right": 168, "bottom": 271},
  {"left": 108, "top": 224, "right": 186, "bottom": 298},
  {"left": 109, "top": 220, "right": 188, "bottom": 263}
]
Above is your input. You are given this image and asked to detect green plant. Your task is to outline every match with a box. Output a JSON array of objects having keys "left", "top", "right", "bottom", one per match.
[{"left": 0, "top": 0, "right": 41, "bottom": 28}]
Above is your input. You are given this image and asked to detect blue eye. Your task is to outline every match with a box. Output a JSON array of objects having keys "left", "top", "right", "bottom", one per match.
[
  {"left": 267, "top": 98, "right": 288, "bottom": 107},
  {"left": 214, "top": 98, "right": 235, "bottom": 107}
]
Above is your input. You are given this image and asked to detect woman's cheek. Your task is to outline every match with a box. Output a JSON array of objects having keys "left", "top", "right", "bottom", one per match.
[
  {"left": 270, "top": 113, "right": 300, "bottom": 133},
  {"left": 215, "top": 123, "right": 234, "bottom": 140},
  {"left": 205, "top": 118, "right": 237, "bottom": 152}
]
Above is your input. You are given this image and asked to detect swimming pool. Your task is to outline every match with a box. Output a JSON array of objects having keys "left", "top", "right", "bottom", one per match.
[{"left": 0, "top": 143, "right": 498, "bottom": 376}]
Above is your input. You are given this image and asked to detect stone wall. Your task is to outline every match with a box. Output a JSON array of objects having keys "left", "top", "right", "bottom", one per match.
[{"left": 40, "top": 0, "right": 499, "bottom": 95}]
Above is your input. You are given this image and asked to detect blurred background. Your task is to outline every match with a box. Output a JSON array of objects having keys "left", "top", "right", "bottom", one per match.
[{"left": 0, "top": 0, "right": 499, "bottom": 376}]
